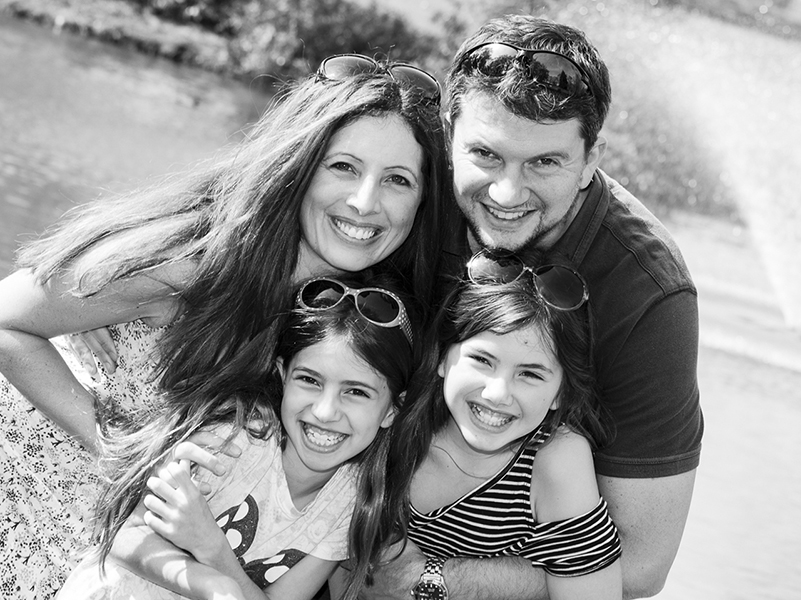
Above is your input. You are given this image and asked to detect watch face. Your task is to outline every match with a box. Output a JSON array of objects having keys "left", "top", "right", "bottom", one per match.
[{"left": 413, "top": 582, "right": 447, "bottom": 600}]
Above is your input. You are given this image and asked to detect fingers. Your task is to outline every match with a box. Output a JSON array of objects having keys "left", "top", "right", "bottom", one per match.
[
  {"left": 67, "top": 328, "right": 119, "bottom": 375},
  {"left": 187, "top": 431, "right": 243, "bottom": 458},
  {"left": 66, "top": 334, "right": 99, "bottom": 377}
]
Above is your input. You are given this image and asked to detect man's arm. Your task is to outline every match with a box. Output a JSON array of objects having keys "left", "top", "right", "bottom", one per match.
[
  {"left": 598, "top": 471, "right": 696, "bottom": 599},
  {"left": 357, "top": 540, "right": 546, "bottom": 600}
]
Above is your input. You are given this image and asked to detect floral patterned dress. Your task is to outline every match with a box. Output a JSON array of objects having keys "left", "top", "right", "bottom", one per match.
[{"left": 0, "top": 320, "right": 166, "bottom": 600}]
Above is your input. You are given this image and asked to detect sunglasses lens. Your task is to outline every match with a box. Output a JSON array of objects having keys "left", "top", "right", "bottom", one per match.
[
  {"left": 355, "top": 291, "right": 400, "bottom": 324},
  {"left": 461, "top": 43, "right": 591, "bottom": 99},
  {"left": 389, "top": 65, "right": 441, "bottom": 101},
  {"left": 300, "top": 279, "right": 346, "bottom": 308},
  {"left": 534, "top": 265, "right": 587, "bottom": 310},
  {"left": 468, "top": 252, "right": 524, "bottom": 284},
  {"left": 463, "top": 43, "right": 519, "bottom": 77},
  {"left": 525, "top": 53, "right": 589, "bottom": 96},
  {"left": 319, "top": 55, "right": 378, "bottom": 80}
]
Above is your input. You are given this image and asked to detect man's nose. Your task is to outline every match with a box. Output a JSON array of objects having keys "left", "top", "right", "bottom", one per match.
[{"left": 488, "top": 170, "right": 530, "bottom": 208}]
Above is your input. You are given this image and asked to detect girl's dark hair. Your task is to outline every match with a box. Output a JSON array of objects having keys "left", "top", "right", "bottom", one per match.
[
  {"left": 93, "top": 274, "right": 418, "bottom": 600},
  {"left": 17, "top": 71, "right": 447, "bottom": 419},
  {"left": 383, "top": 273, "right": 609, "bottom": 559}
]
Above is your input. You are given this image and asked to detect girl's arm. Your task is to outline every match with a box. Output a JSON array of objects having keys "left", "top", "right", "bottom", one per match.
[
  {"left": 0, "top": 267, "right": 182, "bottom": 450},
  {"left": 109, "top": 501, "right": 246, "bottom": 600},
  {"left": 531, "top": 429, "right": 622, "bottom": 600},
  {"left": 143, "top": 459, "right": 338, "bottom": 600}
]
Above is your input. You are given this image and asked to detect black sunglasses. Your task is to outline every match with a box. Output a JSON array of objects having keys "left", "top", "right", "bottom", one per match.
[
  {"left": 297, "top": 277, "right": 414, "bottom": 345},
  {"left": 456, "top": 42, "right": 593, "bottom": 100},
  {"left": 467, "top": 249, "right": 589, "bottom": 311},
  {"left": 317, "top": 54, "right": 441, "bottom": 105}
]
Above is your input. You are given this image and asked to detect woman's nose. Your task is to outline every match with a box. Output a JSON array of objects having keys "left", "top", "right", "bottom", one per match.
[{"left": 345, "top": 178, "right": 380, "bottom": 215}]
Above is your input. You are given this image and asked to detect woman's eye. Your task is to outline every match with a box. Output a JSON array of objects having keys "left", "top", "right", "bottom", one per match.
[
  {"left": 468, "top": 354, "right": 491, "bottom": 366},
  {"left": 387, "top": 173, "right": 411, "bottom": 187},
  {"left": 520, "top": 370, "right": 544, "bottom": 381},
  {"left": 330, "top": 161, "right": 355, "bottom": 173}
]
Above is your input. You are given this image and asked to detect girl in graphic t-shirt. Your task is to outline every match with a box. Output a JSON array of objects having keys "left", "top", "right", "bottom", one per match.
[{"left": 57, "top": 275, "right": 417, "bottom": 600}]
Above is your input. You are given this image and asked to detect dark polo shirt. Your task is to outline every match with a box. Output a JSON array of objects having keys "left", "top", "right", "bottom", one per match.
[{"left": 439, "top": 170, "right": 703, "bottom": 478}]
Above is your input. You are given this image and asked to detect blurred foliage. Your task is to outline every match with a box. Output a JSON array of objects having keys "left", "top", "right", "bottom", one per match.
[
  {"left": 127, "top": 0, "right": 442, "bottom": 79},
  {"left": 105, "top": 0, "right": 801, "bottom": 220}
]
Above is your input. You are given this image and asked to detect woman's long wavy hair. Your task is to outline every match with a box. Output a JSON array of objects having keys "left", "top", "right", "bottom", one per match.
[
  {"left": 381, "top": 274, "right": 610, "bottom": 561},
  {"left": 16, "top": 70, "right": 447, "bottom": 413},
  {"left": 93, "top": 274, "right": 418, "bottom": 600}
]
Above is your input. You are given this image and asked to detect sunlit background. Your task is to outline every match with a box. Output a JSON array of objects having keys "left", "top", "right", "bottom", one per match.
[{"left": 1, "top": 0, "right": 800, "bottom": 597}]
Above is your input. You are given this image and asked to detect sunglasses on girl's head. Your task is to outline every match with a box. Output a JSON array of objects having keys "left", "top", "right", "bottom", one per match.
[
  {"left": 467, "top": 249, "right": 589, "bottom": 311},
  {"left": 456, "top": 42, "right": 594, "bottom": 100},
  {"left": 316, "top": 54, "right": 441, "bottom": 105},
  {"left": 297, "top": 277, "right": 414, "bottom": 345}
]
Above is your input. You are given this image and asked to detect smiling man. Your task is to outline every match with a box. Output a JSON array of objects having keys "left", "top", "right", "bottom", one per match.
[{"left": 363, "top": 14, "right": 704, "bottom": 600}]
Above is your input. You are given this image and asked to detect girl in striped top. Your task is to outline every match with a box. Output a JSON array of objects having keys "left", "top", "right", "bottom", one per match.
[{"left": 385, "top": 254, "right": 623, "bottom": 600}]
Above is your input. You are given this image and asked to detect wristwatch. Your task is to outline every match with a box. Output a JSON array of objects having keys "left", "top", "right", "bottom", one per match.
[{"left": 411, "top": 555, "right": 449, "bottom": 600}]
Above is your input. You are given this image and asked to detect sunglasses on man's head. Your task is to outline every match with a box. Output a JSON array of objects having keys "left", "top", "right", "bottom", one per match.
[
  {"left": 467, "top": 249, "right": 589, "bottom": 311},
  {"left": 456, "top": 42, "right": 593, "bottom": 100},
  {"left": 297, "top": 277, "right": 414, "bottom": 345},
  {"left": 317, "top": 54, "right": 441, "bottom": 105}
]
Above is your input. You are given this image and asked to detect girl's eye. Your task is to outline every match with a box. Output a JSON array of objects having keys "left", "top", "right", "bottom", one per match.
[
  {"left": 296, "top": 375, "right": 320, "bottom": 386},
  {"left": 520, "top": 370, "right": 545, "bottom": 381},
  {"left": 345, "top": 388, "right": 371, "bottom": 399},
  {"left": 468, "top": 354, "right": 491, "bottom": 366}
]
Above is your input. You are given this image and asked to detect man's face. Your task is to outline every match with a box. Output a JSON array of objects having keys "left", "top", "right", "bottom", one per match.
[{"left": 450, "top": 90, "right": 604, "bottom": 252}]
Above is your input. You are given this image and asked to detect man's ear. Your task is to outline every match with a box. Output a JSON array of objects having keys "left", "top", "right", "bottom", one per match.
[{"left": 581, "top": 136, "right": 607, "bottom": 188}]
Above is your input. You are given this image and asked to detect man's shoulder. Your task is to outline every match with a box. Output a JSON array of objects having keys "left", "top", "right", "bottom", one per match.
[{"left": 590, "top": 172, "right": 695, "bottom": 296}]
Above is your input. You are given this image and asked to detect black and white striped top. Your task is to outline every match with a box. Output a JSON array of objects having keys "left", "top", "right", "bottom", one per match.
[{"left": 408, "top": 424, "right": 622, "bottom": 577}]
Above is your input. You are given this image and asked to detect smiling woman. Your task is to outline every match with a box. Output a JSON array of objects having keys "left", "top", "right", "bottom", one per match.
[
  {"left": 0, "top": 55, "right": 448, "bottom": 598},
  {"left": 298, "top": 114, "right": 425, "bottom": 277}
]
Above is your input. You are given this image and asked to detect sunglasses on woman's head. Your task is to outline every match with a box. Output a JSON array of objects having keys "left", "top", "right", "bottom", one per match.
[
  {"left": 467, "top": 249, "right": 589, "bottom": 311},
  {"left": 297, "top": 277, "right": 414, "bottom": 345},
  {"left": 317, "top": 54, "right": 441, "bottom": 105},
  {"left": 456, "top": 42, "right": 594, "bottom": 100}
]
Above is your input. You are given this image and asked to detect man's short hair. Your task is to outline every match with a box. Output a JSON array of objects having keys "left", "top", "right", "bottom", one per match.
[{"left": 446, "top": 15, "right": 612, "bottom": 152}]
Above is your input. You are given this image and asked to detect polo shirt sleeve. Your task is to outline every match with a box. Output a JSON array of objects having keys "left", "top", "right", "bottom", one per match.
[{"left": 592, "top": 290, "right": 704, "bottom": 478}]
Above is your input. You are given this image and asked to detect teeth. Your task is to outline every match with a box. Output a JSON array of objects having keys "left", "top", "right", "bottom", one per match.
[
  {"left": 334, "top": 218, "right": 378, "bottom": 240},
  {"left": 303, "top": 423, "right": 347, "bottom": 447},
  {"left": 486, "top": 206, "right": 527, "bottom": 221},
  {"left": 470, "top": 403, "right": 514, "bottom": 427}
]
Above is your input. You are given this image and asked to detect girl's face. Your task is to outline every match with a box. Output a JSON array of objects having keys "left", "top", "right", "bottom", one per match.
[
  {"left": 438, "top": 325, "right": 563, "bottom": 456},
  {"left": 296, "top": 114, "right": 424, "bottom": 280},
  {"left": 279, "top": 336, "right": 396, "bottom": 479}
]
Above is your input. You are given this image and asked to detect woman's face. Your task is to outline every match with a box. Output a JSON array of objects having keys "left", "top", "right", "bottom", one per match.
[
  {"left": 297, "top": 114, "right": 424, "bottom": 279},
  {"left": 438, "top": 325, "right": 563, "bottom": 456},
  {"left": 279, "top": 336, "right": 396, "bottom": 479}
]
